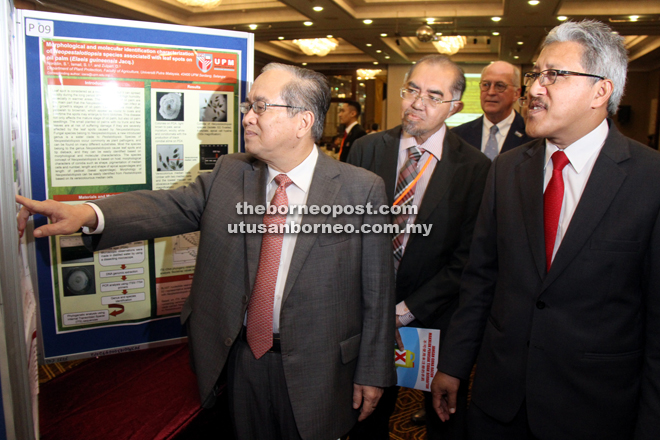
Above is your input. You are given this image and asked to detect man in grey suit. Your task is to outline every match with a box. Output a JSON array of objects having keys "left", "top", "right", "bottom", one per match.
[
  {"left": 347, "top": 55, "right": 490, "bottom": 440},
  {"left": 452, "top": 61, "right": 534, "bottom": 159},
  {"left": 433, "top": 20, "right": 660, "bottom": 439},
  {"left": 17, "top": 63, "right": 396, "bottom": 440}
]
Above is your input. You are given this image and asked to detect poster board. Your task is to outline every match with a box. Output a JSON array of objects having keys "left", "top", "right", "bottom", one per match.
[{"left": 16, "top": 10, "right": 253, "bottom": 363}]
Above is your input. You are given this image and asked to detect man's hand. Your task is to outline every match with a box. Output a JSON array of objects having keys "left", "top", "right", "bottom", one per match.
[
  {"left": 352, "top": 384, "right": 384, "bottom": 421},
  {"left": 16, "top": 195, "right": 98, "bottom": 238},
  {"left": 431, "top": 371, "right": 461, "bottom": 422}
]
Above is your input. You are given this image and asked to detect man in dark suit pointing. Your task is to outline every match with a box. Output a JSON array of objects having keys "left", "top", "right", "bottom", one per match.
[
  {"left": 17, "top": 63, "right": 395, "bottom": 440},
  {"left": 433, "top": 20, "right": 660, "bottom": 440},
  {"left": 452, "top": 61, "right": 533, "bottom": 159}
]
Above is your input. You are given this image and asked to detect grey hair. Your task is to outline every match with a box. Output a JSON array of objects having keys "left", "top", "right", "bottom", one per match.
[
  {"left": 543, "top": 20, "right": 627, "bottom": 116},
  {"left": 481, "top": 61, "right": 521, "bottom": 87},
  {"left": 404, "top": 55, "right": 466, "bottom": 109},
  {"left": 261, "top": 63, "right": 331, "bottom": 141}
]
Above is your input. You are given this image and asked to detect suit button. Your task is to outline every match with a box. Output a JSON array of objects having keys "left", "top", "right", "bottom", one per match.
[
  {"left": 536, "top": 300, "right": 546, "bottom": 309},
  {"left": 224, "top": 338, "right": 233, "bottom": 346},
  {"left": 242, "top": 295, "right": 249, "bottom": 304}
]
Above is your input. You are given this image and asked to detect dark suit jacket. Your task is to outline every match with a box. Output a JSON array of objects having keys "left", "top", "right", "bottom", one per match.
[
  {"left": 339, "top": 123, "right": 367, "bottom": 162},
  {"left": 439, "top": 121, "right": 660, "bottom": 439},
  {"left": 88, "top": 150, "right": 396, "bottom": 440},
  {"left": 451, "top": 111, "right": 534, "bottom": 155},
  {"left": 348, "top": 126, "right": 490, "bottom": 336}
]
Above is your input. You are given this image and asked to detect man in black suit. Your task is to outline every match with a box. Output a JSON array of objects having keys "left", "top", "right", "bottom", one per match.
[
  {"left": 348, "top": 55, "right": 491, "bottom": 440},
  {"left": 452, "top": 61, "right": 534, "bottom": 159},
  {"left": 433, "top": 20, "right": 660, "bottom": 440},
  {"left": 338, "top": 100, "right": 367, "bottom": 162}
]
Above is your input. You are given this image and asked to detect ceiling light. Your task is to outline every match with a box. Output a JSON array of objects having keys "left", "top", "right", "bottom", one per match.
[
  {"left": 304, "top": 21, "right": 313, "bottom": 26},
  {"left": 302, "top": 63, "right": 307, "bottom": 66},
  {"left": 517, "top": 41, "right": 524, "bottom": 45},
  {"left": 363, "top": 19, "right": 373, "bottom": 24},
  {"left": 380, "top": 33, "right": 388, "bottom": 37},
  {"left": 514, "top": 56, "right": 520, "bottom": 59},
  {"left": 248, "top": 24, "right": 258, "bottom": 30},
  {"left": 528, "top": 0, "right": 540, "bottom": 5},
  {"left": 313, "top": 6, "right": 323, "bottom": 12},
  {"left": 327, "top": 35, "right": 333, "bottom": 38},
  {"left": 557, "top": 16, "right": 568, "bottom": 21},
  {"left": 278, "top": 36, "right": 284, "bottom": 40},
  {"left": 491, "top": 17, "right": 502, "bottom": 22},
  {"left": 175, "top": 0, "right": 222, "bottom": 7},
  {"left": 385, "top": 56, "right": 390, "bottom": 59},
  {"left": 293, "top": 38, "right": 338, "bottom": 56},
  {"left": 492, "top": 31, "right": 500, "bottom": 36},
  {"left": 630, "top": 15, "right": 639, "bottom": 22},
  {"left": 366, "top": 43, "right": 372, "bottom": 47},
  {"left": 376, "top": 50, "right": 382, "bottom": 53},
  {"left": 426, "top": 18, "right": 435, "bottom": 24},
  {"left": 357, "top": 69, "right": 381, "bottom": 80},
  {"left": 432, "top": 36, "right": 467, "bottom": 55},
  {"left": 373, "top": 61, "right": 379, "bottom": 65}
]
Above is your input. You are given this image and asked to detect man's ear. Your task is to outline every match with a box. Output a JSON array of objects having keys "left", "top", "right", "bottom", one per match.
[
  {"left": 297, "top": 110, "right": 315, "bottom": 139},
  {"left": 448, "top": 101, "right": 464, "bottom": 117},
  {"left": 513, "top": 86, "right": 522, "bottom": 101},
  {"left": 592, "top": 79, "right": 613, "bottom": 111}
]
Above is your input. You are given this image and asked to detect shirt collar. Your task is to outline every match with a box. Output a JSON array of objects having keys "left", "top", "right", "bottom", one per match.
[
  {"left": 345, "top": 121, "right": 358, "bottom": 134},
  {"left": 267, "top": 145, "right": 318, "bottom": 193},
  {"left": 544, "top": 119, "right": 609, "bottom": 173},
  {"left": 483, "top": 110, "right": 515, "bottom": 133},
  {"left": 400, "top": 123, "right": 446, "bottom": 161}
]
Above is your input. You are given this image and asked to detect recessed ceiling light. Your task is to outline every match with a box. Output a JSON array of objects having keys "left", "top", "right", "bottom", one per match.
[
  {"left": 248, "top": 24, "right": 258, "bottom": 30},
  {"left": 313, "top": 6, "right": 323, "bottom": 12},
  {"left": 376, "top": 50, "right": 382, "bottom": 53},
  {"left": 557, "top": 16, "right": 568, "bottom": 21},
  {"left": 528, "top": 0, "right": 540, "bottom": 5},
  {"left": 327, "top": 34, "right": 333, "bottom": 38},
  {"left": 380, "top": 33, "right": 387, "bottom": 37},
  {"left": 366, "top": 43, "right": 372, "bottom": 47},
  {"left": 492, "top": 31, "right": 500, "bottom": 36},
  {"left": 514, "top": 56, "right": 520, "bottom": 59},
  {"left": 385, "top": 56, "right": 390, "bottom": 59},
  {"left": 630, "top": 15, "right": 639, "bottom": 21},
  {"left": 302, "top": 62, "right": 307, "bottom": 66},
  {"left": 426, "top": 18, "right": 435, "bottom": 24},
  {"left": 363, "top": 19, "right": 373, "bottom": 24},
  {"left": 491, "top": 17, "right": 502, "bottom": 22},
  {"left": 435, "top": 32, "right": 443, "bottom": 36},
  {"left": 360, "top": 83, "right": 365, "bottom": 87},
  {"left": 304, "top": 21, "right": 313, "bottom": 26},
  {"left": 373, "top": 61, "right": 379, "bottom": 65},
  {"left": 517, "top": 41, "right": 524, "bottom": 45},
  {"left": 278, "top": 36, "right": 284, "bottom": 40}
]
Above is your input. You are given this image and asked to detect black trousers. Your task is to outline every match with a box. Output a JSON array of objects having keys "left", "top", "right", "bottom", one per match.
[{"left": 467, "top": 401, "right": 540, "bottom": 440}]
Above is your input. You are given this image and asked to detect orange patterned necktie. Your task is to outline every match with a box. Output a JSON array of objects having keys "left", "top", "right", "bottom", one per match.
[{"left": 246, "top": 174, "right": 293, "bottom": 359}]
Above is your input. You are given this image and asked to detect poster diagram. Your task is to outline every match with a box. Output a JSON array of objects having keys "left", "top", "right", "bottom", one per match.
[{"left": 17, "top": 11, "right": 252, "bottom": 359}]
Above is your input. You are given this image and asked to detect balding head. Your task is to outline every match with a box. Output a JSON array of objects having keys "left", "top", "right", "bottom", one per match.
[{"left": 480, "top": 61, "right": 521, "bottom": 124}]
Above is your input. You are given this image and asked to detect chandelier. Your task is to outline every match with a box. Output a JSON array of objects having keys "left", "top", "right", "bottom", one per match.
[
  {"left": 356, "top": 69, "right": 382, "bottom": 80},
  {"left": 293, "top": 38, "right": 338, "bottom": 57},
  {"left": 432, "top": 36, "right": 467, "bottom": 56},
  {"left": 175, "top": 0, "right": 222, "bottom": 8}
]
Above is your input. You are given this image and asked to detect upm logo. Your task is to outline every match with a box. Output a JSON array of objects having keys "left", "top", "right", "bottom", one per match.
[
  {"left": 196, "top": 53, "right": 213, "bottom": 73},
  {"left": 215, "top": 58, "right": 235, "bottom": 67}
]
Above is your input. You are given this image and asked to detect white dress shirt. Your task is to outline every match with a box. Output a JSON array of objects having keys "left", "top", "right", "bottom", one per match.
[
  {"left": 395, "top": 125, "right": 446, "bottom": 325},
  {"left": 544, "top": 119, "right": 609, "bottom": 263},
  {"left": 481, "top": 110, "right": 515, "bottom": 154}
]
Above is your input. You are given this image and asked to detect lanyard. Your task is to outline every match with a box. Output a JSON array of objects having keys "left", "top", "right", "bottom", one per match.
[{"left": 392, "top": 154, "right": 433, "bottom": 207}]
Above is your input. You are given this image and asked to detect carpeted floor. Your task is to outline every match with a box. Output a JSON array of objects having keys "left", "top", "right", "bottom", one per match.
[{"left": 39, "top": 346, "right": 427, "bottom": 440}]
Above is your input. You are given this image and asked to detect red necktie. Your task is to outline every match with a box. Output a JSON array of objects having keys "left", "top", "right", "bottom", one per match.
[
  {"left": 338, "top": 130, "right": 348, "bottom": 158},
  {"left": 544, "top": 151, "right": 570, "bottom": 272},
  {"left": 392, "top": 146, "right": 425, "bottom": 272},
  {"left": 246, "top": 174, "right": 293, "bottom": 359}
]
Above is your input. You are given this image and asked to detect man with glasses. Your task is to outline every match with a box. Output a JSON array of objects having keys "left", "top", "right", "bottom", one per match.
[
  {"left": 432, "top": 20, "right": 660, "bottom": 440},
  {"left": 347, "top": 54, "right": 491, "bottom": 440},
  {"left": 452, "top": 61, "right": 534, "bottom": 159},
  {"left": 16, "top": 63, "right": 396, "bottom": 440}
]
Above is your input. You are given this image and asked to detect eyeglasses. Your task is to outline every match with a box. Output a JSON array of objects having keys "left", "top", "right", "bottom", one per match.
[
  {"left": 400, "top": 87, "right": 460, "bottom": 108},
  {"left": 239, "top": 101, "right": 305, "bottom": 115},
  {"left": 479, "top": 81, "right": 513, "bottom": 93},
  {"left": 523, "top": 69, "right": 605, "bottom": 88}
]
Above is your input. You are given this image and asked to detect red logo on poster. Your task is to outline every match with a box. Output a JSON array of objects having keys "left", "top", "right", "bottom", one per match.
[{"left": 196, "top": 53, "right": 213, "bottom": 73}]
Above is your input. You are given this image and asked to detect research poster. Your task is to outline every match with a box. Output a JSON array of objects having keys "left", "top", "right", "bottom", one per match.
[{"left": 17, "top": 11, "right": 252, "bottom": 361}]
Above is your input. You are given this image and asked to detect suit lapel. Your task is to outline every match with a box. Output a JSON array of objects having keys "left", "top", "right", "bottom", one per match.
[
  {"left": 517, "top": 139, "right": 547, "bottom": 279},
  {"left": 502, "top": 112, "right": 525, "bottom": 153},
  {"left": 244, "top": 159, "right": 269, "bottom": 292},
  {"left": 281, "top": 151, "right": 342, "bottom": 304},
  {"left": 542, "top": 126, "right": 629, "bottom": 289}
]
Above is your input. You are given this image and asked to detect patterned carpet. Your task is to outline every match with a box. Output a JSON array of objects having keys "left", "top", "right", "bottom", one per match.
[
  {"left": 389, "top": 387, "right": 427, "bottom": 440},
  {"left": 40, "top": 360, "right": 428, "bottom": 439}
]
